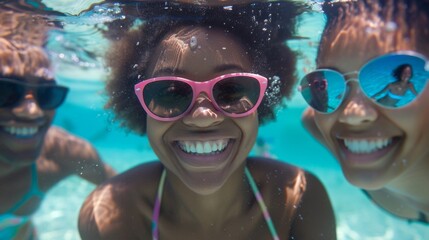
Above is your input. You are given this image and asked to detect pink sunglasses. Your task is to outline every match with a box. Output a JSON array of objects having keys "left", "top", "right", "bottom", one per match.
[{"left": 134, "top": 73, "right": 268, "bottom": 121}]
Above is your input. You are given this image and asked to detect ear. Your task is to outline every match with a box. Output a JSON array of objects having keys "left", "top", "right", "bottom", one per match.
[{"left": 301, "top": 107, "right": 327, "bottom": 147}]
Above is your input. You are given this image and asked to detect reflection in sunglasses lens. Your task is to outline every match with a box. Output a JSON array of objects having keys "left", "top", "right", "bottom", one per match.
[
  {"left": 301, "top": 53, "right": 429, "bottom": 113},
  {"left": 360, "top": 54, "right": 428, "bottom": 108},
  {"left": 144, "top": 80, "right": 193, "bottom": 118},
  {"left": 214, "top": 77, "right": 260, "bottom": 114},
  {"left": 300, "top": 70, "right": 345, "bottom": 113}
]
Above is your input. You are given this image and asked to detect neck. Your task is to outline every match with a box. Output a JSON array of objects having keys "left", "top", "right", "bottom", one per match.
[
  {"left": 162, "top": 166, "right": 253, "bottom": 229},
  {"left": 0, "top": 160, "right": 32, "bottom": 177}
]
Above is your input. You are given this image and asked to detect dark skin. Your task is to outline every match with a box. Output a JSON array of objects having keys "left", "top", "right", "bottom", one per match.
[
  {"left": 0, "top": 58, "right": 115, "bottom": 240},
  {"left": 79, "top": 158, "right": 335, "bottom": 240},
  {"left": 0, "top": 10, "right": 116, "bottom": 239},
  {"left": 301, "top": 0, "right": 429, "bottom": 223},
  {"left": 79, "top": 26, "right": 336, "bottom": 240},
  {"left": 0, "top": 76, "right": 116, "bottom": 238},
  {"left": 0, "top": 127, "right": 116, "bottom": 214}
]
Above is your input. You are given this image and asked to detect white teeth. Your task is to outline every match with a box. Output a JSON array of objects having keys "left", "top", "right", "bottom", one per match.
[
  {"left": 3, "top": 126, "right": 39, "bottom": 137},
  {"left": 343, "top": 138, "right": 392, "bottom": 154},
  {"left": 178, "top": 139, "right": 229, "bottom": 154}
]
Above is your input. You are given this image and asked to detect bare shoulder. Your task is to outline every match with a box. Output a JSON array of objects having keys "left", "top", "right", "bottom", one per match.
[
  {"left": 247, "top": 157, "right": 336, "bottom": 239},
  {"left": 78, "top": 162, "right": 163, "bottom": 239},
  {"left": 82, "top": 161, "right": 164, "bottom": 209},
  {"left": 246, "top": 157, "right": 316, "bottom": 213},
  {"left": 247, "top": 157, "right": 327, "bottom": 201}
]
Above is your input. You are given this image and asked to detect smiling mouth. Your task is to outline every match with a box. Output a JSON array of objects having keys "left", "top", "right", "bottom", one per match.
[
  {"left": 178, "top": 139, "right": 229, "bottom": 155},
  {"left": 2, "top": 126, "right": 40, "bottom": 138},
  {"left": 174, "top": 138, "right": 234, "bottom": 170},
  {"left": 342, "top": 138, "right": 393, "bottom": 154}
]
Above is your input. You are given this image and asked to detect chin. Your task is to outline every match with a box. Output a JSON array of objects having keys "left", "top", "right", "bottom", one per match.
[
  {"left": 343, "top": 171, "right": 388, "bottom": 190},
  {"left": 188, "top": 184, "right": 223, "bottom": 195}
]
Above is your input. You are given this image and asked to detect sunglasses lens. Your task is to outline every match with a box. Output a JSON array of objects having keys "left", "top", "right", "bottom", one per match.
[
  {"left": 300, "top": 70, "right": 345, "bottom": 113},
  {"left": 213, "top": 76, "right": 260, "bottom": 114},
  {"left": 360, "top": 53, "right": 429, "bottom": 108},
  {"left": 37, "top": 86, "right": 69, "bottom": 110},
  {"left": 143, "top": 80, "right": 193, "bottom": 118},
  {"left": 0, "top": 81, "right": 24, "bottom": 108}
]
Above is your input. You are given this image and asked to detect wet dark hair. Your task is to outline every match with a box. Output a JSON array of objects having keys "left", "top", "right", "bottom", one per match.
[
  {"left": 105, "top": 2, "right": 307, "bottom": 135},
  {"left": 317, "top": 0, "right": 429, "bottom": 64},
  {"left": 0, "top": 11, "right": 53, "bottom": 78},
  {"left": 392, "top": 63, "right": 413, "bottom": 81}
]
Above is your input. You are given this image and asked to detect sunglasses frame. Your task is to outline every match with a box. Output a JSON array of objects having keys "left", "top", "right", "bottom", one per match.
[
  {"left": 300, "top": 51, "right": 429, "bottom": 114},
  {"left": 0, "top": 77, "right": 69, "bottom": 110},
  {"left": 134, "top": 72, "right": 268, "bottom": 121}
]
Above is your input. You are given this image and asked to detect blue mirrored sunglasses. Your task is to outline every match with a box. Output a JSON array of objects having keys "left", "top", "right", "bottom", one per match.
[{"left": 299, "top": 51, "right": 429, "bottom": 113}]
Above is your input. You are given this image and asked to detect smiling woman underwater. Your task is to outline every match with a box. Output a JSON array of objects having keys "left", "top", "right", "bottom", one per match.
[{"left": 78, "top": 2, "right": 336, "bottom": 240}]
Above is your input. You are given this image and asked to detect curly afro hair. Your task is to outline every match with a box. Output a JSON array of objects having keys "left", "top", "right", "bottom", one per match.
[{"left": 105, "top": 1, "right": 307, "bottom": 135}]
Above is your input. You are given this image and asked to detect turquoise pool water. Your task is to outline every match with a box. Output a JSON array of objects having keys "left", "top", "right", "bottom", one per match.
[{"left": 5, "top": 0, "right": 427, "bottom": 239}]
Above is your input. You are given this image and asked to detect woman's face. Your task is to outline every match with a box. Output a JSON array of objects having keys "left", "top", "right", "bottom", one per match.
[
  {"left": 400, "top": 66, "right": 412, "bottom": 82},
  {"left": 0, "top": 76, "right": 55, "bottom": 172},
  {"left": 313, "top": 41, "right": 429, "bottom": 190},
  {"left": 145, "top": 26, "right": 258, "bottom": 195}
]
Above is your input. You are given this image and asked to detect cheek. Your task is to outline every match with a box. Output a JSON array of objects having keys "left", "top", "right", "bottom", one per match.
[
  {"left": 46, "top": 111, "right": 55, "bottom": 122},
  {"left": 146, "top": 117, "right": 172, "bottom": 149},
  {"left": 237, "top": 114, "right": 259, "bottom": 152},
  {"left": 390, "top": 101, "right": 429, "bottom": 136},
  {"left": 0, "top": 109, "right": 12, "bottom": 121},
  {"left": 392, "top": 85, "right": 429, "bottom": 127}
]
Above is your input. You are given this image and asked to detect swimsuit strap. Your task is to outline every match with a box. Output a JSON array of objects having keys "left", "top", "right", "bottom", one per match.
[
  {"left": 151, "top": 170, "right": 166, "bottom": 240},
  {"left": 151, "top": 167, "right": 279, "bottom": 240},
  {"left": 387, "top": 90, "right": 404, "bottom": 100},
  {"left": 245, "top": 167, "right": 280, "bottom": 240},
  {"left": 0, "top": 213, "right": 31, "bottom": 239},
  {"left": 5, "top": 164, "right": 44, "bottom": 214}
]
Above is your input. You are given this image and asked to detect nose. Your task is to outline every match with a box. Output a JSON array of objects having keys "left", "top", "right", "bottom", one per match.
[
  {"left": 12, "top": 93, "right": 44, "bottom": 119},
  {"left": 338, "top": 84, "right": 378, "bottom": 125},
  {"left": 182, "top": 93, "right": 225, "bottom": 128}
]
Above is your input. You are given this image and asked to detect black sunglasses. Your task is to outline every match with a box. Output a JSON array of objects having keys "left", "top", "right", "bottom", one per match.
[{"left": 0, "top": 78, "right": 69, "bottom": 110}]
